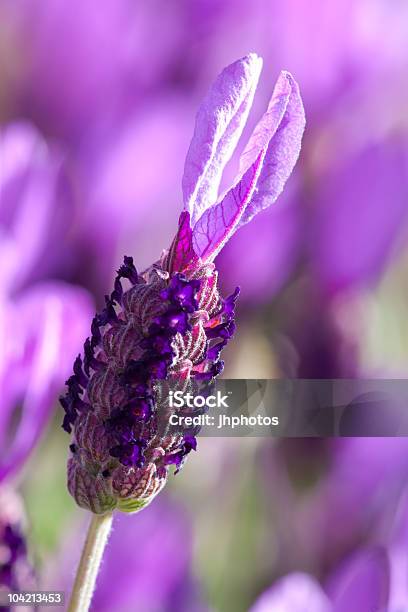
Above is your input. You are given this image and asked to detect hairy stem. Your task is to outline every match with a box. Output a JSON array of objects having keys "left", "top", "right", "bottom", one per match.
[{"left": 68, "top": 512, "right": 113, "bottom": 612}]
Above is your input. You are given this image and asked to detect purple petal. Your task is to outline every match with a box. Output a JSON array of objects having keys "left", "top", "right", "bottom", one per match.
[
  {"left": 250, "top": 573, "right": 331, "bottom": 612},
  {"left": 182, "top": 53, "right": 262, "bottom": 225},
  {"left": 192, "top": 151, "right": 264, "bottom": 260},
  {"left": 0, "top": 122, "right": 64, "bottom": 294},
  {"left": 327, "top": 549, "right": 390, "bottom": 612},
  {"left": 192, "top": 71, "right": 305, "bottom": 261},
  {"left": 0, "top": 283, "right": 93, "bottom": 482},
  {"left": 238, "top": 70, "right": 305, "bottom": 226}
]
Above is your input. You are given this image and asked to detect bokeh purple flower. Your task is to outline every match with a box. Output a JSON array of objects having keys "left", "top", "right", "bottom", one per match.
[
  {"left": 0, "top": 122, "right": 74, "bottom": 294},
  {"left": 251, "top": 490, "right": 408, "bottom": 611},
  {"left": 0, "top": 121, "right": 93, "bottom": 480},
  {"left": 0, "top": 121, "right": 93, "bottom": 601},
  {"left": 0, "top": 282, "right": 92, "bottom": 482}
]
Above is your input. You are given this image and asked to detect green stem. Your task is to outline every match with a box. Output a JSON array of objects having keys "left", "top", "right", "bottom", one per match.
[{"left": 67, "top": 512, "right": 113, "bottom": 612}]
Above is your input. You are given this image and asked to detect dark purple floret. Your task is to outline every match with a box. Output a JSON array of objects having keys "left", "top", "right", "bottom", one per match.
[
  {"left": 117, "top": 255, "right": 139, "bottom": 284},
  {"left": 60, "top": 395, "right": 78, "bottom": 434},
  {"left": 73, "top": 355, "right": 88, "bottom": 388},
  {"left": 164, "top": 435, "right": 198, "bottom": 473},
  {"left": 62, "top": 411, "right": 76, "bottom": 434},
  {"left": 90, "top": 316, "right": 102, "bottom": 347},
  {"left": 83, "top": 338, "right": 104, "bottom": 376},
  {"left": 66, "top": 374, "right": 82, "bottom": 396},
  {"left": 106, "top": 410, "right": 136, "bottom": 444},
  {"left": 110, "top": 440, "right": 147, "bottom": 468},
  {"left": 205, "top": 319, "right": 236, "bottom": 339},
  {"left": 110, "top": 276, "right": 124, "bottom": 304},
  {"left": 151, "top": 310, "right": 191, "bottom": 336},
  {"left": 61, "top": 357, "right": 92, "bottom": 433},
  {"left": 183, "top": 435, "right": 198, "bottom": 452},
  {"left": 222, "top": 286, "right": 240, "bottom": 316},
  {"left": 160, "top": 274, "right": 201, "bottom": 313},
  {"left": 98, "top": 295, "right": 119, "bottom": 326},
  {"left": 106, "top": 398, "right": 153, "bottom": 443},
  {"left": 206, "top": 340, "right": 228, "bottom": 361},
  {"left": 125, "top": 397, "right": 153, "bottom": 421}
]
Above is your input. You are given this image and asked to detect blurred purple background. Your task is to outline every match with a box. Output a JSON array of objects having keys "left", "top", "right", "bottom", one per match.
[{"left": 1, "top": 1, "right": 408, "bottom": 610}]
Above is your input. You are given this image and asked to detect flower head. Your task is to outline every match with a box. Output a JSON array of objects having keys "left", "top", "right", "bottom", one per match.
[{"left": 62, "top": 53, "right": 305, "bottom": 514}]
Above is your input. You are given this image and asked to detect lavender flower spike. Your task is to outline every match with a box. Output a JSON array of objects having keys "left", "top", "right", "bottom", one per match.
[{"left": 62, "top": 54, "right": 305, "bottom": 515}]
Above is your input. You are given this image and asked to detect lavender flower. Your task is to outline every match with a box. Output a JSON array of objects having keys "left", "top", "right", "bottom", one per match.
[{"left": 62, "top": 53, "right": 305, "bottom": 514}]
